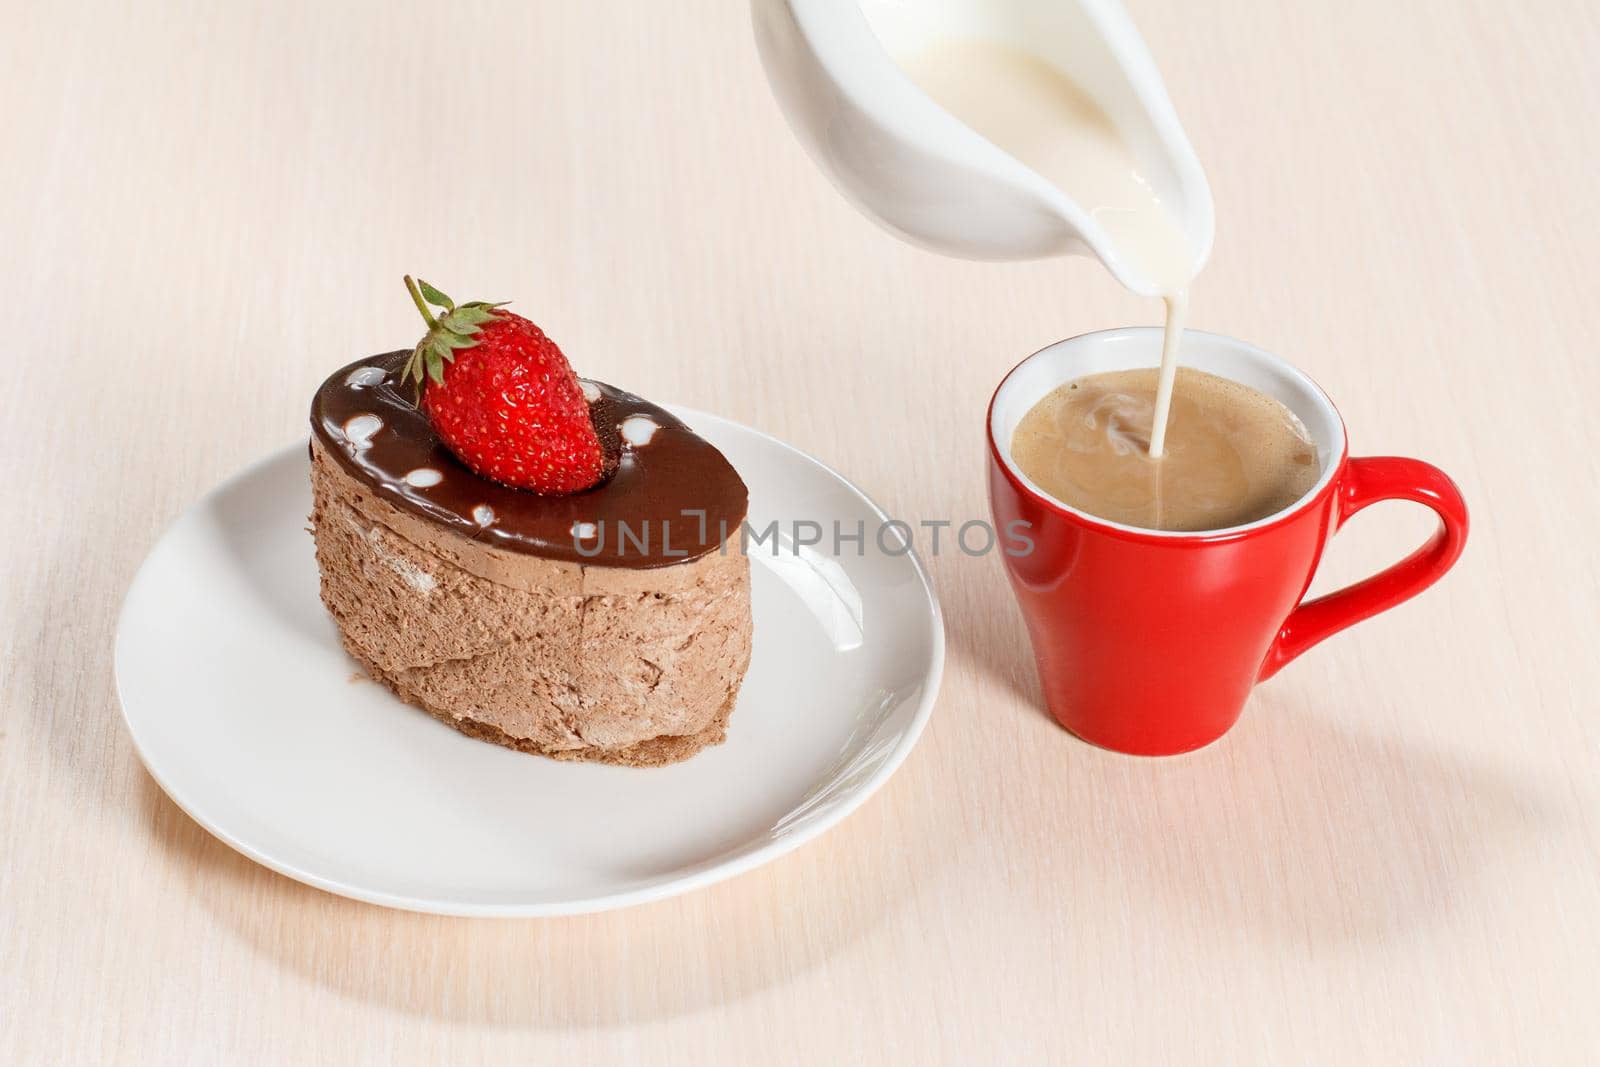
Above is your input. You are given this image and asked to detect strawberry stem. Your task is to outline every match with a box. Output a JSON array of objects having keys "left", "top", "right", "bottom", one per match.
[
  {"left": 403, "top": 275, "right": 437, "bottom": 329},
  {"left": 400, "top": 276, "right": 510, "bottom": 395}
]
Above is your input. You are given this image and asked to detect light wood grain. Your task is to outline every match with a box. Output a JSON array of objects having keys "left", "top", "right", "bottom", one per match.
[{"left": 3, "top": 0, "right": 1598, "bottom": 1062}]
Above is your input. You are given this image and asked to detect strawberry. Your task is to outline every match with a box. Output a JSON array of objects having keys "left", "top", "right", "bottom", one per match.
[{"left": 400, "top": 275, "right": 609, "bottom": 495}]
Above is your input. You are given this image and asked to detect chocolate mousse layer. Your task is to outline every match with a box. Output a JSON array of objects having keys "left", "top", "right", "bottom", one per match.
[{"left": 311, "top": 351, "right": 747, "bottom": 567}]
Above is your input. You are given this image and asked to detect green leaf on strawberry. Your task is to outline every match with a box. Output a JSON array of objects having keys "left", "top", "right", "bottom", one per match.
[
  {"left": 417, "top": 279, "right": 453, "bottom": 309},
  {"left": 400, "top": 275, "right": 511, "bottom": 394}
]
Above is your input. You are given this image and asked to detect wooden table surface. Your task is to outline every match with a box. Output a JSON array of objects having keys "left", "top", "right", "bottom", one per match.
[{"left": 4, "top": 1, "right": 1598, "bottom": 1062}]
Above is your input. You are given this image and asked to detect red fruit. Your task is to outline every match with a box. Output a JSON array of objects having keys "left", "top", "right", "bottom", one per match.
[{"left": 400, "top": 276, "right": 605, "bottom": 495}]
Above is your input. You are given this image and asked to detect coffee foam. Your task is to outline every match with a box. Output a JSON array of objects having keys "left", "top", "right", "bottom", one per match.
[{"left": 1010, "top": 367, "right": 1320, "bottom": 532}]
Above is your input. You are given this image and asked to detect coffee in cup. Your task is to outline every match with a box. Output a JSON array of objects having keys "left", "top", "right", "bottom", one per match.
[{"left": 1010, "top": 367, "right": 1319, "bottom": 531}]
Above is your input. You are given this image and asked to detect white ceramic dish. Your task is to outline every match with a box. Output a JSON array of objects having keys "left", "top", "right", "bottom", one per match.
[{"left": 115, "top": 409, "right": 944, "bottom": 917}]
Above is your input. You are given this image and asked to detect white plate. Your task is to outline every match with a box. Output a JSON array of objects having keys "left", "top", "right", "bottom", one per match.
[{"left": 115, "top": 409, "right": 944, "bottom": 917}]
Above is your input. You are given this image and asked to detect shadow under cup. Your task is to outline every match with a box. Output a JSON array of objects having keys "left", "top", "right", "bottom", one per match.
[{"left": 986, "top": 328, "right": 1467, "bottom": 756}]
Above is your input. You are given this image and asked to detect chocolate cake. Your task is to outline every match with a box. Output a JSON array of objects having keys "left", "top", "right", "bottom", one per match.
[{"left": 309, "top": 351, "right": 753, "bottom": 766}]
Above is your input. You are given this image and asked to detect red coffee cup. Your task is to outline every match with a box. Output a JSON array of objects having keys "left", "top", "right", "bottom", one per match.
[{"left": 987, "top": 328, "right": 1468, "bottom": 756}]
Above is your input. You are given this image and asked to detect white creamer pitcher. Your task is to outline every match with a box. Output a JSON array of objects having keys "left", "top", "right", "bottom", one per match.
[{"left": 751, "top": 0, "right": 1215, "bottom": 297}]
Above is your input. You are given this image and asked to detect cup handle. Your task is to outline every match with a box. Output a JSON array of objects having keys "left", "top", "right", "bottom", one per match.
[{"left": 1258, "top": 456, "right": 1469, "bottom": 681}]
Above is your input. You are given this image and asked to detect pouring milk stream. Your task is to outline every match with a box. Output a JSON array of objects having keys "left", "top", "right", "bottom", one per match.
[{"left": 751, "top": 0, "right": 1213, "bottom": 457}]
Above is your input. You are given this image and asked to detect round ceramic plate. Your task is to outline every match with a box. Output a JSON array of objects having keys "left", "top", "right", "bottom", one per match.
[{"left": 116, "top": 409, "right": 943, "bottom": 916}]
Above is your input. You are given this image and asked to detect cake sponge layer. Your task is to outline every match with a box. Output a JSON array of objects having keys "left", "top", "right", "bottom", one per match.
[{"left": 309, "top": 440, "right": 753, "bottom": 766}]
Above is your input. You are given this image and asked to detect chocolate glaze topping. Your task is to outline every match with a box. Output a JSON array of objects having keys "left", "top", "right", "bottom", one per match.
[{"left": 311, "top": 351, "right": 748, "bottom": 568}]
